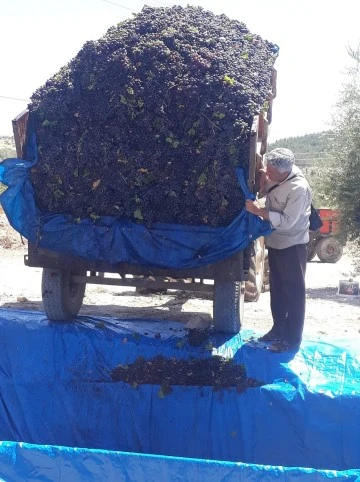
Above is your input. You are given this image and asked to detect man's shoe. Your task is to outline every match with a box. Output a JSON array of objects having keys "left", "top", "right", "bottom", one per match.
[
  {"left": 258, "top": 329, "right": 282, "bottom": 342},
  {"left": 267, "top": 340, "right": 300, "bottom": 353}
]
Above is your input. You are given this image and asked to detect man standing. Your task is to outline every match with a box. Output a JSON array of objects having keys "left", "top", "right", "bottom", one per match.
[{"left": 245, "top": 148, "right": 312, "bottom": 352}]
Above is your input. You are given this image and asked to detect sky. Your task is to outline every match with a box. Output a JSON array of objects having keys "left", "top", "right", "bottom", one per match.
[{"left": 1, "top": 0, "right": 359, "bottom": 141}]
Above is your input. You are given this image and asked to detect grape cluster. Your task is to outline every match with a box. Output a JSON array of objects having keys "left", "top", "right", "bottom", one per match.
[{"left": 29, "top": 5, "right": 278, "bottom": 226}]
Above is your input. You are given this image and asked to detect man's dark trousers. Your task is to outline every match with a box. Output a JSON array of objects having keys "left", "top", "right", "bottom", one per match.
[{"left": 268, "top": 244, "right": 308, "bottom": 345}]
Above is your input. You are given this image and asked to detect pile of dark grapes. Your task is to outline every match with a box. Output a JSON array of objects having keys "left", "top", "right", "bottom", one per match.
[
  {"left": 110, "top": 354, "right": 263, "bottom": 392},
  {"left": 29, "top": 5, "right": 278, "bottom": 226}
]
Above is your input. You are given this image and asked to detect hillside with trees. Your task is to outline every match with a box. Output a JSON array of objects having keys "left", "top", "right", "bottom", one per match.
[
  {"left": 269, "top": 131, "right": 333, "bottom": 206},
  {"left": 269, "top": 131, "right": 333, "bottom": 157}
]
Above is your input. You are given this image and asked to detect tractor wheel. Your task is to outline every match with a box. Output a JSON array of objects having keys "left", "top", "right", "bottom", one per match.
[
  {"left": 307, "top": 245, "right": 317, "bottom": 262},
  {"left": 262, "top": 250, "right": 270, "bottom": 292},
  {"left": 245, "top": 237, "right": 265, "bottom": 302},
  {"left": 307, "top": 234, "right": 319, "bottom": 262},
  {"left": 42, "top": 268, "right": 86, "bottom": 321},
  {"left": 316, "top": 236, "right": 343, "bottom": 263}
]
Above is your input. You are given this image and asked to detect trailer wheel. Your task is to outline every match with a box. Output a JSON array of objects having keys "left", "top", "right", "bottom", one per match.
[
  {"left": 316, "top": 236, "right": 343, "bottom": 263},
  {"left": 213, "top": 280, "right": 244, "bottom": 333},
  {"left": 245, "top": 237, "right": 265, "bottom": 302},
  {"left": 42, "top": 268, "right": 86, "bottom": 321}
]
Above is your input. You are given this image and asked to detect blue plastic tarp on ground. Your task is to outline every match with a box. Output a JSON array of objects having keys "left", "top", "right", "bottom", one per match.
[
  {"left": 0, "top": 308, "right": 360, "bottom": 480},
  {"left": 0, "top": 442, "right": 360, "bottom": 482},
  {"left": 0, "top": 131, "right": 272, "bottom": 268}
]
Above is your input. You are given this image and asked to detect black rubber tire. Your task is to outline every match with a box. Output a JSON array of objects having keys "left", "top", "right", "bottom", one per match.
[
  {"left": 245, "top": 237, "right": 265, "bottom": 302},
  {"left": 262, "top": 250, "right": 270, "bottom": 292},
  {"left": 316, "top": 236, "right": 343, "bottom": 263},
  {"left": 42, "top": 268, "right": 86, "bottom": 321},
  {"left": 307, "top": 233, "right": 320, "bottom": 261},
  {"left": 307, "top": 245, "right": 317, "bottom": 262},
  {"left": 213, "top": 280, "right": 244, "bottom": 333}
]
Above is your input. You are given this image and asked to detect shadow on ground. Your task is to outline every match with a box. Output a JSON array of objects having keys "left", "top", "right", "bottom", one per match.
[{"left": 0, "top": 298, "right": 213, "bottom": 325}]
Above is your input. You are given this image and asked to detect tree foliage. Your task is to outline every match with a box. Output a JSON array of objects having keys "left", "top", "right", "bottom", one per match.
[
  {"left": 326, "top": 45, "right": 360, "bottom": 243},
  {"left": 269, "top": 132, "right": 334, "bottom": 206},
  {"left": 0, "top": 137, "right": 16, "bottom": 194},
  {"left": 0, "top": 136, "right": 16, "bottom": 161}
]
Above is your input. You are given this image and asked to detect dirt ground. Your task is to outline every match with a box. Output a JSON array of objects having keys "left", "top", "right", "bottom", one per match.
[{"left": 0, "top": 213, "right": 359, "bottom": 343}]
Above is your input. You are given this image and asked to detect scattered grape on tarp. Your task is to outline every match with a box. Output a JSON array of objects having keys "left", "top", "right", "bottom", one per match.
[
  {"left": 29, "top": 5, "right": 278, "bottom": 226},
  {"left": 110, "top": 354, "right": 263, "bottom": 393}
]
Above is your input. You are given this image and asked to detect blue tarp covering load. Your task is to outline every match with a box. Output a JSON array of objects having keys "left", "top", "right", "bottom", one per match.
[
  {"left": 0, "top": 308, "right": 359, "bottom": 481},
  {"left": 0, "top": 128, "right": 272, "bottom": 268}
]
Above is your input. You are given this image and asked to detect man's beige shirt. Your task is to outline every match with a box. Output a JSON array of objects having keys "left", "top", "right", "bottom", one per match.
[{"left": 261, "top": 165, "right": 312, "bottom": 249}]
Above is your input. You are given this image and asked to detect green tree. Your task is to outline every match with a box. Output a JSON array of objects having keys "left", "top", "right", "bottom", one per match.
[
  {"left": 0, "top": 147, "right": 16, "bottom": 160},
  {"left": 0, "top": 136, "right": 16, "bottom": 161},
  {"left": 326, "top": 46, "right": 360, "bottom": 241},
  {"left": 0, "top": 137, "right": 16, "bottom": 194},
  {"left": 325, "top": 45, "right": 360, "bottom": 271},
  {"left": 269, "top": 132, "right": 334, "bottom": 206}
]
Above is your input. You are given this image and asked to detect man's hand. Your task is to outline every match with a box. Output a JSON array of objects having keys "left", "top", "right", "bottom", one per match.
[
  {"left": 245, "top": 199, "right": 270, "bottom": 221},
  {"left": 258, "top": 168, "right": 269, "bottom": 189},
  {"left": 245, "top": 199, "right": 261, "bottom": 215}
]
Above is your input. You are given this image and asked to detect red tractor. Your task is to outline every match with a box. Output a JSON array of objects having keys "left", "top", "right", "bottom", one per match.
[{"left": 307, "top": 208, "right": 344, "bottom": 263}]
